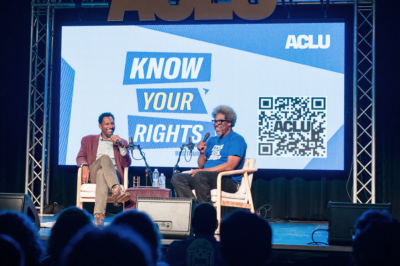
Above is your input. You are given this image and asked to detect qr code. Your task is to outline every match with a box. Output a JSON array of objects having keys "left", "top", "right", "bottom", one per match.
[{"left": 258, "top": 97, "right": 327, "bottom": 157}]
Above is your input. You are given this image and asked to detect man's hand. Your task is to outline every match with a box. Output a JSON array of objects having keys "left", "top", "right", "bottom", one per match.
[
  {"left": 197, "top": 141, "right": 207, "bottom": 154},
  {"left": 82, "top": 166, "right": 90, "bottom": 184},
  {"left": 110, "top": 135, "right": 124, "bottom": 148},
  {"left": 190, "top": 168, "right": 205, "bottom": 177}
]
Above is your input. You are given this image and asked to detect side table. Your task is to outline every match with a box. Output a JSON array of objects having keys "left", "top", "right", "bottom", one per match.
[{"left": 124, "top": 187, "right": 171, "bottom": 211}]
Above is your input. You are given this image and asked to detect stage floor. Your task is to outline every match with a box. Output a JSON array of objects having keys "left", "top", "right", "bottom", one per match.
[{"left": 38, "top": 215, "right": 351, "bottom": 253}]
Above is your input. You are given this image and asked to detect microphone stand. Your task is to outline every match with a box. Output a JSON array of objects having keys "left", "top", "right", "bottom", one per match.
[
  {"left": 173, "top": 145, "right": 186, "bottom": 176},
  {"left": 130, "top": 144, "right": 153, "bottom": 186},
  {"left": 172, "top": 134, "right": 208, "bottom": 176},
  {"left": 173, "top": 142, "right": 194, "bottom": 176}
]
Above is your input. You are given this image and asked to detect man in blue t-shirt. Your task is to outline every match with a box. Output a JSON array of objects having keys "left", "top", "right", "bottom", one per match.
[{"left": 171, "top": 105, "right": 247, "bottom": 203}]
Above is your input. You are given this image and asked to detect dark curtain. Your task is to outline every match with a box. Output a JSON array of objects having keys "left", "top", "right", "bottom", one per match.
[
  {"left": 1, "top": 1, "right": 399, "bottom": 221},
  {"left": 374, "top": 0, "right": 400, "bottom": 218},
  {"left": 0, "top": 1, "right": 30, "bottom": 194}
]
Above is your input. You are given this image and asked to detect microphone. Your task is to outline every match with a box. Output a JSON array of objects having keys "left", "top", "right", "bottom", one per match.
[
  {"left": 188, "top": 136, "right": 195, "bottom": 155},
  {"left": 198, "top": 132, "right": 210, "bottom": 153},
  {"left": 129, "top": 137, "right": 134, "bottom": 154},
  {"left": 202, "top": 132, "right": 210, "bottom": 143},
  {"left": 106, "top": 134, "right": 123, "bottom": 146}
]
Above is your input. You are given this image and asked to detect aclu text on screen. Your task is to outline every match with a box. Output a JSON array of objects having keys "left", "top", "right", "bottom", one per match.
[{"left": 285, "top": 35, "right": 330, "bottom": 49}]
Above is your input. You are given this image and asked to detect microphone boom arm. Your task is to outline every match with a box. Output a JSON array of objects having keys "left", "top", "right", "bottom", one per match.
[{"left": 131, "top": 143, "right": 153, "bottom": 184}]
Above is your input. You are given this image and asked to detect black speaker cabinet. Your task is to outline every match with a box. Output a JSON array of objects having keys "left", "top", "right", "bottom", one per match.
[
  {"left": 328, "top": 201, "right": 391, "bottom": 246},
  {"left": 137, "top": 197, "right": 196, "bottom": 239},
  {"left": 0, "top": 193, "right": 40, "bottom": 229}
]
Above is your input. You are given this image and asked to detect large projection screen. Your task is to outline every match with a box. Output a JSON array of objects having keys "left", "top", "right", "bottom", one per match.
[{"left": 59, "top": 23, "right": 344, "bottom": 170}]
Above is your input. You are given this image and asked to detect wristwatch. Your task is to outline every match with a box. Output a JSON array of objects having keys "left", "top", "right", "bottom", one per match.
[{"left": 79, "top": 163, "right": 88, "bottom": 168}]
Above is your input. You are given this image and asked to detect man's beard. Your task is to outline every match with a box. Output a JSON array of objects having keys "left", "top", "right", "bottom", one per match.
[{"left": 216, "top": 131, "right": 223, "bottom": 136}]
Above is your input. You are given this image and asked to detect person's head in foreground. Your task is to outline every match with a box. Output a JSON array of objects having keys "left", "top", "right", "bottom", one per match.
[
  {"left": 352, "top": 209, "right": 400, "bottom": 266},
  {"left": 220, "top": 210, "right": 272, "bottom": 266},
  {"left": 46, "top": 207, "right": 93, "bottom": 264},
  {"left": 0, "top": 211, "right": 44, "bottom": 266},
  {"left": 0, "top": 233, "right": 25, "bottom": 266},
  {"left": 60, "top": 225, "right": 154, "bottom": 266},
  {"left": 192, "top": 202, "right": 218, "bottom": 235},
  {"left": 111, "top": 209, "right": 162, "bottom": 263}
]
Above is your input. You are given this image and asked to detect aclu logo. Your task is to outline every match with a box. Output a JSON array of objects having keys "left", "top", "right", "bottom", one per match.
[
  {"left": 137, "top": 88, "right": 207, "bottom": 114},
  {"left": 273, "top": 121, "right": 311, "bottom": 132},
  {"left": 285, "top": 35, "right": 330, "bottom": 49},
  {"left": 128, "top": 115, "right": 215, "bottom": 149},
  {"left": 123, "top": 52, "right": 212, "bottom": 85}
]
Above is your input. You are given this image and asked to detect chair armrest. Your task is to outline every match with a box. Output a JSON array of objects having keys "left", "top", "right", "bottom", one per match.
[
  {"left": 216, "top": 168, "right": 258, "bottom": 200},
  {"left": 216, "top": 168, "right": 258, "bottom": 180},
  {"left": 123, "top": 167, "right": 128, "bottom": 189},
  {"left": 77, "top": 167, "right": 82, "bottom": 185},
  {"left": 76, "top": 168, "right": 82, "bottom": 207}
]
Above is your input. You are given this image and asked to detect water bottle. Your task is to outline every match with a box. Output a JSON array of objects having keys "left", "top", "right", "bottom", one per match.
[
  {"left": 152, "top": 169, "right": 159, "bottom": 188},
  {"left": 160, "top": 173, "right": 166, "bottom": 189}
]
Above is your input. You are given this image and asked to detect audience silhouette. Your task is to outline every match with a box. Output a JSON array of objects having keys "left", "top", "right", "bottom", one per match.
[
  {"left": 352, "top": 209, "right": 400, "bottom": 266},
  {"left": 0, "top": 211, "right": 44, "bottom": 266},
  {"left": 43, "top": 207, "right": 93, "bottom": 266},
  {"left": 220, "top": 210, "right": 272, "bottom": 266},
  {"left": 60, "top": 225, "right": 155, "bottom": 266},
  {"left": 12, "top": 202, "right": 400, "bottom": 266},
  {"left": 0, "top": 233, "right": 25, "bottom": 266},
  {"left": 111, "top": 209, "right": 167, "bottom": 265},
  {"left": 165, "top": 202, "right": 223, "bottom": 266}
]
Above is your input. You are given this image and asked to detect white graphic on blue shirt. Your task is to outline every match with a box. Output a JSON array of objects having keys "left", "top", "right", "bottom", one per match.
[{"left": 209, "top": 145, "right": 224, "bottom": 161}]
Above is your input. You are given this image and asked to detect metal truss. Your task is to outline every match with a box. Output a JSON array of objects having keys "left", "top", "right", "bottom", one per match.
[
  {"left": 26, "top": 1, "right": 55, "bottom": 214},
  {"left": 353, "top": 0, "right": 375, "bottom": 203},
  {"left": 26, "top": 0, "right": 364, "bottom": 213},
  {"left": 25, "top": 1, "right": 108, "bottom": 214}
]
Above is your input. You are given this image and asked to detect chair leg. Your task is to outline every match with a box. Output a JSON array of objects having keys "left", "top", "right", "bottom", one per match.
[
  {"left": 243, "top": 172, "right": 255, "bottom": 213},
  {"left": 216, "top": 173, "right": 223, "bottom": 234},
  {"left": 77, "top": 195, "right": 83, "bottom": 209},
  {"left": 216, "top": 203, "right": 221, "bottom": 233}
]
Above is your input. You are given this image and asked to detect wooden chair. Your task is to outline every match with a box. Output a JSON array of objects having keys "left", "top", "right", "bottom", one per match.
[
  {"left": 212, "top": 158, "right": 257, "bottom": 232},
  {"left": 190, "top": 158, "right": 257, "bottom": 232},
  {"left": 76, "top": 167, "right": 128, "bottom": 210}
]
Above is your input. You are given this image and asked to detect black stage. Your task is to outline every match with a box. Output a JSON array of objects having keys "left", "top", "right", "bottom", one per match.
[{"left": 39, "top": 214, "right": 353, "bottom": 265}]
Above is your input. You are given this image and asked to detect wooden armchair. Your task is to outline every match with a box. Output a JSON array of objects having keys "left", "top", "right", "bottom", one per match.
[
  {"left": 212, "top": 158, "right": 257, "bottom": 232},
  {"left": 76, "top": 167, "right": 128, "bottom": 210},
  {"left": 189, "top": 158, "right": 257, "bottom": 232}
]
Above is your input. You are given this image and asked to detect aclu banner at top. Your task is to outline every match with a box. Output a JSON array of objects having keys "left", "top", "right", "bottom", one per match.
[{"left": 123, "top": 52, "right": 212, "bottom": 85}]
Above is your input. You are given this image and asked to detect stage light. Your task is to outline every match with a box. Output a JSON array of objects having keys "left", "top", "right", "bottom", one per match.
[
  {"left": 168, "top": 0, "right": 180, "bottom": 5},
  {"left": 212, "top": 0, "right": 232, "bottom": 3},
  {"left": 282, "top": 0, "right": 293, "bottom": 19},
  {"left": 320, "top": 0, "right": 330, "bottom": 18}
]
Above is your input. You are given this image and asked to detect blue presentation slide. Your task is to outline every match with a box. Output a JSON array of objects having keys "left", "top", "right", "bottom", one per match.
[{"left": 60, "top": 23, "right": 344, "bottom": 170}]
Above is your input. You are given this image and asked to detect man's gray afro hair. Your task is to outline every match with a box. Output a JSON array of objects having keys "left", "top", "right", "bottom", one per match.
[{"left": 212, "top": 105, "right": 237, "bottom": 127}]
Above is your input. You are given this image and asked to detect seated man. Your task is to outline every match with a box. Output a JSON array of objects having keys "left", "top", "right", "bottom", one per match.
[
  {"left": 171, "top": 105, "right": 247, "bottom": 203},
  {"left": 165, "top": 202, "right": 224, "bottom": 266},
  {"left": 76, "top": 112, "right": 131, "bottom": 226}
]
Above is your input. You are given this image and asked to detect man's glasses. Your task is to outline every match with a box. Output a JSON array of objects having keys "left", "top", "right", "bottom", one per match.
[{"left": 212, "top": 120, "right": 228, "bottom": 125}]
